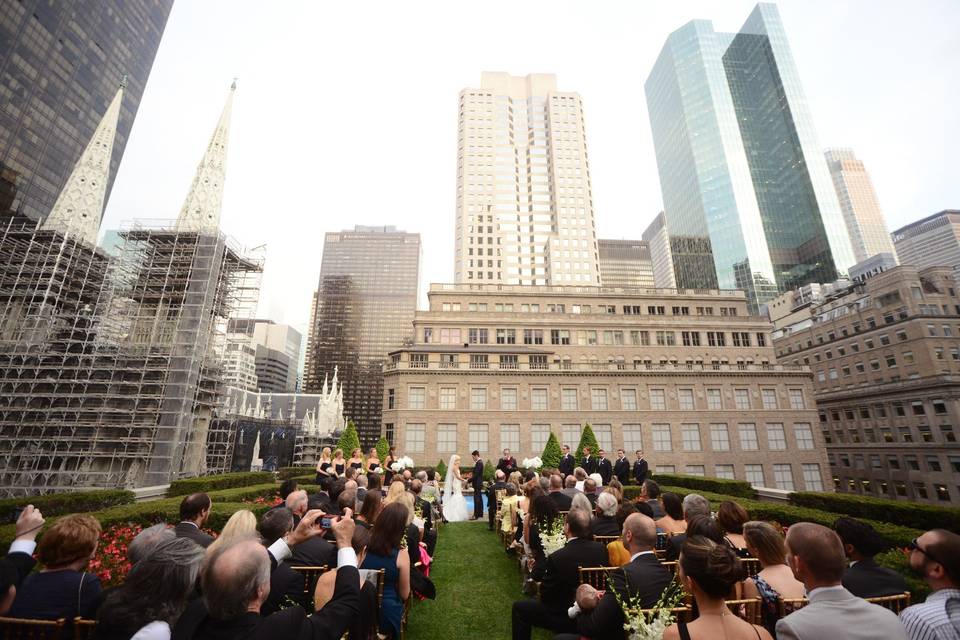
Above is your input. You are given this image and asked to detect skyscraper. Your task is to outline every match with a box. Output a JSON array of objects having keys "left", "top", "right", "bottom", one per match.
[
  {"left": 892, "top": 210, "right": 960, "bottom": 272},
  {"left": 454, "top": 72, "right": 600, "bottom": 286},
  {"left": 642, "top": 212, "right": 677, "bottom": 289},
  {"left": 0, "top": 1, "right": 174, "bottom": 225},
  {"left": 645, "top": 4, "right": 856, "bottom": 310},
  {"left": 824, "top": 148, "right": 897, "bottom": 264},
  {"left": 597, "top": 239, "right": 655, "bottom": 289},
  {"left": 305, "top": 226, "right": 420, "bottom": 446}
]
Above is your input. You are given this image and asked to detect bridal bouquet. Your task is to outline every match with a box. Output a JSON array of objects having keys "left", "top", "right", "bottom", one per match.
[
  {"left": 538, "top": 518, "right": 566, "bottom": 556},
  {"left": 521, "top": 456, "right": 542, "bottom": 470},
  {"left": 390, "top": 456, "right": 414, "bottom": 472},
  {"left": 616, "top": 579, "right": 685, "bottom": 640}
]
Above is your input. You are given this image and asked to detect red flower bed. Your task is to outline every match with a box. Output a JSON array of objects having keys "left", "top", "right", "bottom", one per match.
[
  {"left": 242, "top": 495, "right": 283, "bottom": 507},
  {"left": 88, "top": 522, "right": 143, "bottom": 586}
]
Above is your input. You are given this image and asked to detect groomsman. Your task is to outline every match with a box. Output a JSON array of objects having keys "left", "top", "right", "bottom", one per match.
[
  {"left": 613, "top": 449, "right": 630, "bottom": 484},
  {"left": 558, "top": 445, "right": 575, "bottom": 479},
  {"left": 633, "top": 450, "right": 648, "bottom": 485},
  {"left": 470, "top": 450, "right": 484, "bottom": 520},
  {"left": 581, "top": 446, "right": 597, "bottom": 475},
  {"left": 597, "top": 450, "right": 613, "bottom": 485}
]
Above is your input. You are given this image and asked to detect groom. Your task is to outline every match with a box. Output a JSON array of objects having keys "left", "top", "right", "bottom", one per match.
[{"left": 470, "top": 450, "right": 484, "bottom": 520}]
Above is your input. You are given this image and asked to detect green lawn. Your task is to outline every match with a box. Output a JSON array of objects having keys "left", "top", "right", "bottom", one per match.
[{"left": 406, "top": 521, "right": 552, "bottom": 639}]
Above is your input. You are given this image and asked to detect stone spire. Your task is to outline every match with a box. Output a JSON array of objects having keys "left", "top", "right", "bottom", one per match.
[
  {"left": 42, "top": 82, "right": 124, "bottom": 245},
  {"left": 175, "top": 80, "right": 236, "bottom": 232}
]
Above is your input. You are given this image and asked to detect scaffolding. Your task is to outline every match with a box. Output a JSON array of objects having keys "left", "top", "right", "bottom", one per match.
[{"left": 0, "top": 216, "right": 262, "bottom": 496}]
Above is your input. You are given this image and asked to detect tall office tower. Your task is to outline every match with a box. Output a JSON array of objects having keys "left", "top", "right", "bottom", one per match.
[
  {"left": 892, "top": 211, "right": 960, "bottom": 272},
  {"left": 598, "top": 239, "right": 655, "bottom": 289},
  {"left": 0, "top": 1, "right": 174, "bottom": 225},
  {"left": 454, "top": 72, "right": 600, "bottom": 286},
  {"left": 251, "top": 321, "right": 302, "bottom": 393},
  {"left": 305, "top": 226, "right": 420, "bottom": 446},
  {"left": 642, "top": 212, "right": 677, "bottom": 289},
  {"left": 645, "top": 4, "right": 856, "bottom": 311},
  {"left": 824, "top": 148, "right": 896, "bottom": 263}
]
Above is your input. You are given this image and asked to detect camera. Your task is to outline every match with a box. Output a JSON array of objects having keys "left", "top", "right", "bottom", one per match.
[{"left": 320, "top": 516, "right": 336, "bottom": 529}]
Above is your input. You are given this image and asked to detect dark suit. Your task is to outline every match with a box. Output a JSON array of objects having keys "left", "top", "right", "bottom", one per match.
[
  {"left": 548, "top": 490, "right": 573, "bottom": 511},
  {"left": 558, "top": 453, "right": 575, "bottom": 478},
  {"left": 613, "top": 457, "right": 630, "bottom": 484},
  {"left": 263, "top": 562, "right": 305, "bottom": 615},
  {"left": 175, "top": 521, "right": 214, "bottom": 548},
  {"left": 633, "top": 458, "right": 648, "bottom": 485},
  {"left": 581, "top": 456, "right": 597, "bottom": 475},
  {"left": 172, "top": 566, "right": 360, "bottom": 640},
  {"left": 471, "top": 458, "right": 484, "bottom": 518},
  {"left": 486, "top": 481, "right": 507, "bottom": 530},
  {"left": 842, "top": 558, "right": 909, "bottom": 598},
  {"left": 591, "top": 515, "right": 620, "bottom": 537},
  {"left": 597, "top": 458, "right": 612, "bottom": 485},
  {"left": 496, "top": 457, "right": 517, "bottom": 476},
  {"left": 2, "top": 550, "right": 36, "bottom": 588},
  {"left": 511, "top": 538, "right": 608, "bottom": 640},
  {"left": 289, "top": 536, "right": 337, "bottom": 569},
  {"left": 665, "top": 532, "right": 686, "bottom": 561},
  {"left": 585, "top": 493, "right": 597, "bottom": 508}
]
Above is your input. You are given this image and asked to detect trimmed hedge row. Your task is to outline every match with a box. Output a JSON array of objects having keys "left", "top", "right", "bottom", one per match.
[
  {"left": 0, "top": 489, "right": 135, "bottom": 523},
  {"left": 789, "top": 491, "right": 960, "bottom": 535},
  {"left": 167, "top": 471, "right": 274, "bottom": 496},
  {"left": 650, "top": 474, "right": 756, "bottom": 499},
  {"left": 278, "top": 467, "right": 313, "bottom": 480}
]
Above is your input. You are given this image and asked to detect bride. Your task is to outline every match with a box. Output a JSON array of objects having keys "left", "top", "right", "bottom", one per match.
[{"left": 442, "top": 454, "right": 469, "bottom": 522}]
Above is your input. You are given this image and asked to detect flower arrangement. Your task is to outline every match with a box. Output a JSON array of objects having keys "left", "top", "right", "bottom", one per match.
[
  {"left": 390, "top": 456, "right": 414, "bottom": 472},
  {"left": 242, "top": 495, "right": 284, "bottom": 507},
  {"left": 521, "top": 457, "right": 543, "bottom": 470},
  {"left": 615, "top": 579, "right": 685, "bottom": 640},
  {"left": 538, "top": 517, "right": 566, "bottom": 556},
  {"left": 87, "top": 522, "right": 144, "bottom": 586}
]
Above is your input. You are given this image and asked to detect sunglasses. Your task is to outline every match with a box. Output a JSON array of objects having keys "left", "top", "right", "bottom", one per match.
[{"left": 909, "top": 538, "right": 942, "bottom": 565}]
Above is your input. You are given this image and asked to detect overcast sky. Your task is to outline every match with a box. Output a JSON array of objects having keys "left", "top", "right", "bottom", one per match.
[{"left": 100, "top": 0, "right": 959, "bottom": 328}]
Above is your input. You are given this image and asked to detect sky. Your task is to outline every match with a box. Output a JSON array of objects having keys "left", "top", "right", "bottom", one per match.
[{"left": 100, "top": 0, "right": 960, "bottom": 328}]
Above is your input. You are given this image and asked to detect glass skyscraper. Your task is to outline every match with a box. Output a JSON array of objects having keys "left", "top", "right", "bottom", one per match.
[
  {"left": 0, "top": 1, "right": 174, "bottom": 225},
  {"left": 645, "top": 3, "right": 855, "bottom": 310}
]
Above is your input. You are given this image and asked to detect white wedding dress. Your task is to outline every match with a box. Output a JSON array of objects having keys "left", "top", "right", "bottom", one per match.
[{"left": 443, "top": 455, "right": 469, "bottom": 522}]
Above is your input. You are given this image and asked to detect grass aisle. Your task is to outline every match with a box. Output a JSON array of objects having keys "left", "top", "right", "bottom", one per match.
[{"left": 405, "top": 521, "right": 552, "bottom": 639}]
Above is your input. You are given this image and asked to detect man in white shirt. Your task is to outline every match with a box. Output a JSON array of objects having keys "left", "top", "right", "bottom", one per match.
[{"left": 900, "top": 529, "right": 960, "bottom": 640}]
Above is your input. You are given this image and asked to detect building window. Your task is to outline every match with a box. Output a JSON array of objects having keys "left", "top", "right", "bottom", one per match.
[
  {"left": 927, "top": 456, "right": 942, "bottom": 472},
  {"left": 501, "top": 387, "right": 518, "bottom": 411},
  {"left": 707, "top": 332, "right": 726, "bottom": 347},
  {"left": 678, "top": 389, "right": 695, "bottom": 411},
  {"left": 531, "top": 388, "right": 548, "bottom": 411},
  {"left": 562, "top": 424, "right": 581, "bottom": 449},
  {"left": 529, "top": 355, "right": 547, "bottom": 369},
  {"left": 744, "top": 464, "right": 764, "bottom": 486},
  {"left": 794, "top": 423, "right": 814, "bottom": 450},
  {"left": 440, "top": 387, "right": 457, "bottom": 410},
  {"left": 500, "top": 424, "right": 520, "bottom": 452},
  {"left": 707, "top": 389, "right": 722, "bottom": 410},
  {"left": 649, "top": 389, "right": 666, "bottom": 411},
  {"left": 738, "top": 424, "right": 759, "bottom": 451},
  {"left": 710, "top": 424, "right": 730, "bottom": 451},
  {"left": 593, "top": 424, "right": 613, "bottom": 451},
  {"left": 761, "top": 389, "right": 778, "bottom": 410},
  {"left": 734, "top": 389, "right": 751, "bottom": 410},
  {"left": 591, "top": 388, "right": 609, "bottom": 411},
  {"left": 500, "top": 354, "right": 518, "bottom": 369},
  {"left": 630, "top": 330, "right": 650, "bottom": 346},
  {"left": 470, "top": 354, "right": 489, "bottom": 369},
  {"left": 530, "top": 424, "right": 550, "bottom": 453},
  {"left": 681, "top": 331, "right": 701, "bottom": 346},
  {"left": 681, "top": 424, "right": 702, "bottom": 451},
  {"left": 561, "top": 388, "right": 579, "bottom": 411},
  {"left": 551, "top": 329, "right": 570, "bottom": 345},
  {"left": 387, "top": 388, "right": 395, "bottom": 410},
  {"left": 469, "top": 424, "right": 488, "bottom": 453},
  {"left": 496, "top": 328, "right": 516, "bottom": 344},
  {"left": 656, "top": 331, "right": 675, "bottom": 346},
  {"left": 408, "top": 387, "right": 425, "bottom": 410},
  {"left": 715, "top": 464, "right": 736, "bottom": 480},
  {"left": 787, "top": 389, "right": 804, "bottom": 410},
  {"left": 802, "top": 464, "right": 823, "bottom": 491},
  {"left": 405, "top": 423, "right": 425, "bottom": 453},
  {"left": 686, "top": 465, "right": 705, "bottom": 477},
  {"left": 523, "top": 329, "right": 543, "bottom": 345},
  {"left": 652, "top": 424, "right": 672, "bottom": 451},
  {"left": 623, "top": 424, "right": 643, "bottom": 452},
  {"left": 772, "top": 464, "right": 794, "bottom": 491},
  {"left": 914, "top": 483, "right": 929, "bottom": 500},
  {"left": 934, "top": 484, "right": 951, "bottom": 501},
  {"left": 469, "top": 328, "right": 488, "bottom": 344},
  {"left": 655, "top": 465, "right": 675, "bottom": 474},
  {"left": 767, "top": 423, "right": 787, "bottom": 450},
  {"left": 621, "top": 389, "right": 638, "bottom": 411},
  {"left": 437, "top": 423, "right": 457, "bottom": 453},
  {"left": 470, "top": 387, "right": 487, "bottom": 410}
]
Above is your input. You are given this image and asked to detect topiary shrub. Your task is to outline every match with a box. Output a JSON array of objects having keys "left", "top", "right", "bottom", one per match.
[
  {"left": 0, "top": 489, "right": 135, "bottom": 523},
  {"left": 541, "top": 432, "right": 562, "bottom": 470},
  {"left": 167, "top": 471, "right": 274, "bottom": 497},
  {"left": 376, "top": 436, "right": 390, "bottom": 461},
  {"left": 483, "top": 460, "right": 495, "bottom": 483},
  {"left": 789, "top": 491, "right": 960, "bottom": 534},
  {"left": 436, "top": 459, "right": 447, "bottom": 481},
  {"left": 651, "top": 474, "right": 756, "bottom": 499},
  {"left": 576, "top": 423, "right": 600, "bottom": 460},
  {"left": 337, "top": 420, "right": 361, "bottom": 456}
]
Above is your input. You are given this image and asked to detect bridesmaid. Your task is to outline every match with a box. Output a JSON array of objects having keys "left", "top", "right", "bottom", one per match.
[
  {"left": 315, "top": 447, "right": 333, "bottom": 485},
  {"left": 366, "top": 447, "right": 381, "bottom": 474},
  {"left": 348, "top": 448, "right": 364, "bottom": 473},
  {"left": 383, "top": 446, "right": 398, "bottom": 485},
  {"left": 331, "top": 448, "right": 347, "bottom": 477}
]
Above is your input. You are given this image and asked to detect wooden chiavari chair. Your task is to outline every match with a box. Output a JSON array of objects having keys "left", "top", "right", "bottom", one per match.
[
  {"left": 776, "top": 597, "right": 809, "bottom": 619},
  {"left": 0, "top": 617, "right": 66, "bottom": 640},
  {"left": 593, "top": 535, "right": 619, "bottom": 546},
  {"left": 866, "top": 592, "right": 911, "bottom": 614},
  {"left": 739, "top": 557, "right": 761, "bottom": 576},
  {"left": 577, "top": 566, "right": 622, "bottom": 590},
  {"left": 72, "top": 618, "right": 97, "bottom": 640},
  {"left": 725, "top": 598, "right": 762, "bottom": 626},
  {"left": 290, "top": 564, "right": 330, "bottom": 612}
]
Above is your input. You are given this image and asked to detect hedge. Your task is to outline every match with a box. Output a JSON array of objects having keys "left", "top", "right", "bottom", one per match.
[
  {"left": 277, "top": 466, "right": 313, "bottom": 480},
  {"left": 0, "top": 489, "right": 135, "bottom": 523},
  {"left": 789, "top": 491, "right": 960, "bottom": 534},
  {"left": 167, "top": 471, "right": 274, "bottom": 496},
  {"left": 651, "top": 474, "right": 757, "bottom": 499}
]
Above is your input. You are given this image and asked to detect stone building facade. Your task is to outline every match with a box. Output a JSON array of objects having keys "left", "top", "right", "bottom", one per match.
[
  {"left": 772, "top": 265, "right": 960, "bottom": 504},
  {"left": 381, "top": 284, "right": 830, "bottom": 491}
]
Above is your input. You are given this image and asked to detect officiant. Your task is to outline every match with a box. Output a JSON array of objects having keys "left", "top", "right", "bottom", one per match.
[{"left": 496, "top": 449, "right": 518, "bottom": 476}]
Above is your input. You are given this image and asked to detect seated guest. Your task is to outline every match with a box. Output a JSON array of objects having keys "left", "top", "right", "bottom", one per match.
[
  {"left": 573, "top": 468, "right": 587, "bottom": 492},
  {"left": 384, "top": 480, "right": 407, "bottom": 506},
  {"left": 900, "top": 528, "right": 960, "bottom": 640},
  {"left": 665, "top": 494, "right": 711, "bottom": 561},
  {"left": 96, "top": 538, "right": 204, "bottom": 640},
  {"left": 717, "top": 501, "right": 750, "bottom": 556},
  {"left": 396, "top": 493, "right": 423, "bottom": 572},
  {"left": 590, "top": 492, "right": 620, "bottom": 537},
  {"left": 207, "top": 509, "right": 257, "bottom": 554},
  {"left": 582, "top": 478, "right": 599, "bottom": 507},
  {"left": 176, "top": 494, "right": 214, "bottom": 548},
  {"left": 656, "top": 492, "right": 687, "bottom": 534},
  {"left": 258, "top": 508, "right": 307, "bottom": 615},
  {"left": 831, "top": 517, "right": 907, "bottom": 598},
  {"left": 742, "top": 520, "right": 805, "bottom": 634},
  {"left": 0, "top": 505, "right": 44, "bottom": 616},
  {"left": 276, "top": 480, "right": 299, "bottom": 507},
  {"left": 355, "top": 474, "right": 368, "bottom": 506},
  {"left": 356, "top": 490, "right": 382, "bottom": 531},
  {"left": 662, "top": 535, "right": 772, "bottom": 640},
  {"left": 570, "top": 492, "right": 592, "bottom": 515},
  {"left": 410, "top": 479, "right": 435, "bottom": 554},
  {"left": 510, "top": 509, "right": 607, "bottom": 640},
  {"left": 606, "top": 502, "right": 637, "bottom": 567},
  {"left": 603, "top": 482, "right": 623, "bottom": 504},
  {"left": 524, "top": 494, "right": 560, "bottom": 581},
  {"left": 9, "top": 514, "right": 102, "bottom": 620},
  {"left": 564, "top": 513, "right": 673, "bottom": 640},
  {"left": 487, "top": 471, "right": 508, "bottom": 531},
  {"left": 776, "top": 523, "right": 907, "bottom": 640},
  {"left": 561, "top": 475, "right": 579, "bottom": 499},
  {"left": 547, "top": 474, "right": 573, "bottom": 511},
  {"left": 128, "top": 523, "right": 176, "bottom": 565},
  {"left": 360, "top": 502, "right": 411, "bottom": 639},
  {"left": 638, "top": 480, "right": 665, "bottom": 519},
  {"left": 367, "top": 471, "right": 385, "bottom": 498},
  {"left": 314, "top": 527, "right": 378, "bottom": 640},
  {"left": 499, "top": 483, "right": 521, "bottom": 537}
]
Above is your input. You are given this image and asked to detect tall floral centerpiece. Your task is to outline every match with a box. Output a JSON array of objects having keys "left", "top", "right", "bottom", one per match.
[
  {"left": 538, "top": 518, "right": 566, "bottom": 556},
  {"left": 521, "top": 457, "right": 543, "bottom": 471},
  {"left": 614, "top": 579, "right": 685, "bottom": 640},
  {"left": 390, "top": 456, "right": 414, "bottom": 472}
]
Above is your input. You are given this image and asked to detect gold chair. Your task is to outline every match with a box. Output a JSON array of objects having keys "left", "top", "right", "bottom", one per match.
[
  {"left": 290, "top": 565, "right": 329, "bottom": 612},
  {"left": 578, "top": 566, "right": 622, "bottom": 589},
  {"left": 630, "top": 606, "right": 694, "bottom": 624},
  {"left": 72, "top": 619, "right": 97, "bottom": 640},
  {"left": 725, "top": 598, "right": 762, "bottom": 626},
  {"left": 593, "top": 535, "right": 619, "bottom": 546},
  {"left": 739, "top": 557, "right": 761, "bottom": 576},
  {"left": 776, "top": 597, "right": 809, "bottom": 619},
  {"left": 866, "top": 592, "right": 911, "bottom": 613},
  {"left": 0, "top": 617, "right": 66, "bottom": 640},
  {"left": 662, "top": 560, "right": 679, "bottom": 576}
]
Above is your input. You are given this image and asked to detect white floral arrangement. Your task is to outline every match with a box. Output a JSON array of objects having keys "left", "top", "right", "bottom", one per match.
[
  {"left": 390, "top": 456, "right": 414, "bottom": 472},
  {"left": 521, "top": 456, "right": 543, "bottom": 470},
  {"left": 538, "top": 518, "right": 566, "bottom": 556},
  {"left": 616, "top": 579, "right": 685, "bottom": 640}
]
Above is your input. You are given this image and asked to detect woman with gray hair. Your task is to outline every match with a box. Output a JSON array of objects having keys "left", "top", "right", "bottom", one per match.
[
  {"left": 95, "top": 537, "right": 204, "bottom": 640},
  {"left": 570, "top": 491, "right": 592, "bottom": 515}
]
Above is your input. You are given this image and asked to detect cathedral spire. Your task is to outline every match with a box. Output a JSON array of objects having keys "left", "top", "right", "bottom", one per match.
[
  {"left": 175, "top": 81, "right": 236, "bottom": 232},
  {"left": 42, "top": 84, "right": 124, "bottom": 245}
]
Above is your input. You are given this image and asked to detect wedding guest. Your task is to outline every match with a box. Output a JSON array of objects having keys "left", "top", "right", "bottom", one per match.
[
  {"left": 899, "top": 528, "right": 960, "bottom": 640},
  {"left": 717, "top": 501, "right": 749, "bottom": 555},
  {"left": 662, "top": 535, "right": 772, "bottom": 640},
  {"left": 605, "top": 479, "right": 623, "bottom": 503},
  {"left": 525, "top": 494, "right": 560, "bottom": 582},
  {"left": 257, "top": 508, "right": 309, "bottom": 615},
  {"left": 499, "top": 483, "right": 522, "bottom": 537},
  {"left": 637, "top": 479, "right": 664, "bottom": 518},
  {"left": 356, "top": 489, "right": 382, "bottom": 530},
  {"left": 590, "top": 492, "right": 620, "bottom": 537},
  {"left": 570, "top": 492, "right": 592, "bottom": 515},
  {"left": 355, "top": 474, "right": 368, "bottom": 506},
  {"left": 561, "top": 476, "right": 579, "bottom": 499},
  {"left": 558, "top": 445, "right": 575, "bottom": 479},
  {"left": 360, "top": 502, "right": 411, "bottom": 639},
  {"left": 776, "top": 523, "right": 906, "bottom": 640},
  {"left": 596, "top": 450, "right": 612, "bottom": 485},
  {"left": 384, "top": 480, "right": 407, "bottom": 506},
  {"left": 573, "top": 468, "right": 587, "bottom": 492},
  {"left": 613, "top": 449, "right": 630, "bottom": 485},
  {"left": 367, "top": 470, "right": 384, "bottom": 498},
  {"left": 331, "top": 448, "right": 347, "bottom": 477},
  {"left": 606, "top": 503, "right": 638, "bottom": 567},
  {"left": 508, "top": 471, "right": 522, "bottom": 488},
  {"left": 365, "top": 448, "right": 381, "bottom": 474},
  {"left": 207, "top": 509, "right": 257, "bottom": 554},
  {"left": 314, "top": 527, "right": 378, "bottom": 640},
  {"left": 175, "top": 494, "right": 214, "bottom": 548},
  {"left": 741, "top": 521, "right": 805, "bottom": 634},
  {"left": 656, "top": 492, "right": 687, "bottom": 534},
  {"left": 831, "top": 517, "right": 907, "bottom": 598},
  {"left": 487, "top": 470, "right": 508, "bottom": 531},
  {"left": 410, "top": 479, "right": 436, "bottom": 556},
  {"left": 96, "top": 537, "right": 204, "bottom": 640},
  {"left": 348, "top": 449, "right": 364, "bottom": 473},
  {"left": 286, "top": 489, "right": 309, "bottom": 527},
  {"left": 632, "top": 450, "right": 648, "bottom": 486},
  {"left": 127, "top": 523, "right": 176, "bottom": 565},
  {"left": 0, "top": 506, "right": 44, "bottom": 616},
  {"left": 343, "top": 467, "right": 358, "bottom": 482},
  {"left": 665, "top": 494, "right": 711, "bottom": 561},
  {"left": 9, "top": 514, "right": 102, "bottom": 620},
  {"left": 583, "top": 478, "right": 599, "bottom": 507},
  {"left": 287, "top": 500, "right": 337, "bottom": 568},
  {"left": 548, "top": 474, "right": 573, "bottom": 511},
  {"left": 315, "top": 447, "right": 334, "bottom": 485}
]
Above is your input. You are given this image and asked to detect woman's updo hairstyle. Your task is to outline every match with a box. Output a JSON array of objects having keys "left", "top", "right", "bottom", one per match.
[{"left": 679, "top": 535, "right": 747, "bottom": 599}]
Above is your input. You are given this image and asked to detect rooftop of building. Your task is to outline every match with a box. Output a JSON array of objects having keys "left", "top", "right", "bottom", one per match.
[
  {"left": 891, "top": 209, "right": 960, "bottom": 238},
  {"left": 427, "top": 282, "right": 746, "bottom": 300}
]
